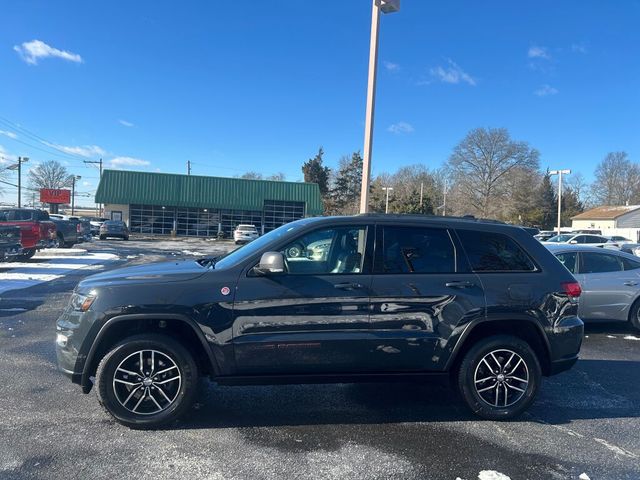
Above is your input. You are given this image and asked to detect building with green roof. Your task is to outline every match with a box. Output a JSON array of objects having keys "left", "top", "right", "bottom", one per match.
[{"left": 95, "top": 170, "right": 323, "bottom": 237}]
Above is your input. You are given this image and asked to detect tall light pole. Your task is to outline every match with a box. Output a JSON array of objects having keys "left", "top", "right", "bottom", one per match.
[
  {"left": 71, "top": 175, "right": 81, "bottom": 215},
  {"left": 15, "top": 156, "right": 29, "bottom": 208},
  {"left": 359, "top": 0, "right": 400, "bottom": 214},
  {"left": 549, "top": 169, "right": 571, "bottom": 234},
  {"left": 382, "top": 186, "right": 393, "bottom": 213}
]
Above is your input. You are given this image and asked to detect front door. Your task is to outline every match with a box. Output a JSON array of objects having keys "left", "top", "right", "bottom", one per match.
[
  {"left": 368, "top": 225, "right": 485, "bottom": 372},
  {"left": 232, "top": 224, "right": 374, "bottom": 375}
]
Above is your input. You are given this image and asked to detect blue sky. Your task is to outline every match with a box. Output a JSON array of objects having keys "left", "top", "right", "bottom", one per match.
[{"left": 1, "top": 0, "right": 639, "bottom": 204}]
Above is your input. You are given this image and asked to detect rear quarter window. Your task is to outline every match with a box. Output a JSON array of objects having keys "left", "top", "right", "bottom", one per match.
[{"left": 456, "top": 230, "right": 537, "bottom": 272}]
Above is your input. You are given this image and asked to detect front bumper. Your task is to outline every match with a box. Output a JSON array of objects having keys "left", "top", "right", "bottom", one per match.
[{"left": 1, "top": 243, "right": 22, "bottom": 261}]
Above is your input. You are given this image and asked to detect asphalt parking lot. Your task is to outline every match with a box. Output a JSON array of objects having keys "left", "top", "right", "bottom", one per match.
[{"left": 0, "top": 238, "right": 639, "bottom": 480}]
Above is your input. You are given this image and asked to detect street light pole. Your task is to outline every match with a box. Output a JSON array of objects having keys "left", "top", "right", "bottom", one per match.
[
  {"left": 17, "top": 156, "right": 29, "bottom": 208},
  {"left": 71, "top": 175, "right": 81, "bottom": 215},
  {"left": 382, "top": 186, "right": 393, "bottom": 213},
  {"left": 359, "top": 0, "right": 400, "bottom": 214},
  {"left": 549, "top": 169, "right": 571, "bottom": 234}
]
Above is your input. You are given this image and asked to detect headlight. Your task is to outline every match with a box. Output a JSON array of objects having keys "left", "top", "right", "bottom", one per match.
[
  {"left": 70, "top": 292, "right": 97, "bottom": 312},
  {"left": 634, "top": 246, "right": 640, "bottom": 257}
]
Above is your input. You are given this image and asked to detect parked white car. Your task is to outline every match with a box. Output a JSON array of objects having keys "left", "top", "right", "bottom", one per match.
[
  {"left": 543, "top": 233, "right": 614, "bottom": 247},
  {"left": 233, "top": 224, "right": 259, "bottom": 244}
]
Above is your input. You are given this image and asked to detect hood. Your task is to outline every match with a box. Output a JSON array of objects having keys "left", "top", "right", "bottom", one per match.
[{"left": 79, "top": 259, "right": 210, "bottom": 289}]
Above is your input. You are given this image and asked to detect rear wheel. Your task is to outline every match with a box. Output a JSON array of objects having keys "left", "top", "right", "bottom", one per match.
[
  {"left": 95, "top": 334, "right": 198, "bottom": 429},
  {"left": 99, "top": 235, "right": 106, "bottom": 240},
  {"left": 16, "top": 248, "right": 36, "bottom": 261},
  {"left": 629, "top": 300, "right": 640, "bottom": 331},
  {"left": 457, "top": 335, "right": 541, "bottom": 420}
]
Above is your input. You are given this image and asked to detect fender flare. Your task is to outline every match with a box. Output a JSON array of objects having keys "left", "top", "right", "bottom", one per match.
[
  {"left": 81, "top": 313, "right": 220, "bottom": 392},
  {"left": 444, "top": 316, "right": 552, "bottom": 373}
]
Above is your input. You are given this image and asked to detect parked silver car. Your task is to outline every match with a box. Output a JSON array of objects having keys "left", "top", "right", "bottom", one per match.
[{"left": 546, "top": 244, "right": 640, "bottom": 330}]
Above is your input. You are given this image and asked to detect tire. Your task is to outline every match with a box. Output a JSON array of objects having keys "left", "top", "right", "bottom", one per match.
[
  {"left": 123, "top": 236, "right": 129, "bottom": 241},
  {"left": 629, "top": 300, "right": 640, "bottom": 331},
  {"left": 95, "top": 334, "right": 199, "bottom": 429},
  {"left": 56, "top": 234, "right": 64, "bottom": 248},
  {"left": 457, "top": 335, "right": 541, "bottom": 420},
  {"left": 99, "top": 235, "right": 106, "bottom": 240},
  {"left": 17, "top": 248, "right": 36, "bottom": 261}
]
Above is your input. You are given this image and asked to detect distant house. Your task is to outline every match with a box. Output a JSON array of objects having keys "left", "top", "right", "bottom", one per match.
[{"left": 571, "top": 205, "right": 640, "bottom": 241}]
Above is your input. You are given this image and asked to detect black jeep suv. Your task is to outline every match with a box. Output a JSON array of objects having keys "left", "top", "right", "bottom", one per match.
[{"left": 56, "top": 215, "right": 583, "bottom": 428}]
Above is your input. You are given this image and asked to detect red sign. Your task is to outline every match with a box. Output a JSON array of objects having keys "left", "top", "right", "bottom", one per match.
[{"left": 40, "top": 188, "right": 71, "bottom": 204}]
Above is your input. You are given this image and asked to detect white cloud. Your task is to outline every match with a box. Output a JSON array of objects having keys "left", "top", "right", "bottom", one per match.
[
  {"left": 13, "top": 39, "right": 83, "bottom": 65},
  {"left": 0, "top": 130, "right": 17, "bottom": 140},
  {"left": 429, "top": 59, "right": 476, "bottom": 86},
  {"left": 534, "top": 84, "right": 559, "bottom": 97},
  {"left": 109, "top": 156, "right": 150, "bottom": 168},
  {"left": 387, "top": 122, "right": 415, "bottom": 134},
  {"left": 0, "top": 145, "right": 17, "bottom": 164},
  {"left": 118, "top": 119, "right": 134, "bottom": 127},
  {"left": 43, "top": 142, "right": 106, "bottom": 158},
  {"left": 383, "top": 61, "right": 400, "bottom": 72},
  {"left": 571, "top": 43, "right": 587, "bottom": 54},
  {"left": 82, "top": 181, "right": 91, "bottom": 187},
  {"left": 528, "top": 45, "right": 550, "bottom": 60}
]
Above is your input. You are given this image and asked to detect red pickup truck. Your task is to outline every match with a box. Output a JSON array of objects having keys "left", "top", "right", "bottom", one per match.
[{"left": 0, "top": 208, "right": 57, "bottom": 260}]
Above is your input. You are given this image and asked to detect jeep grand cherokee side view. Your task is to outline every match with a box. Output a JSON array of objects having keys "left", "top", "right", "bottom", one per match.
[{"left": 56, "top": 215, "right": 583, "bottom": 428}]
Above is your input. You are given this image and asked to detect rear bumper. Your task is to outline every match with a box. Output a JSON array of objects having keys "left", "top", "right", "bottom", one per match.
[
  {"left": 547, "top": 315, "right": 584, "bottom": 376},
  {"left": 549, "top": 355, "right": 579, "bottom": 375}
]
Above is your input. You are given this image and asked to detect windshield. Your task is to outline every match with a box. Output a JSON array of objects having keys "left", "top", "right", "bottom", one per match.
[
  {"left": 546, "top": 234, "right": 574, "bottom": 243},
  {"left": 215, "top": 218, "right": 314, "bottom": 269}
]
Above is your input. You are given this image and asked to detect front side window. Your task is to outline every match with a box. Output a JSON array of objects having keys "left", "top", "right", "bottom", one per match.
[
  {"left": 556, "top": 252, "right": 577, "bottom": 274},
  {"left": 457, "top": 230, "right": 536, "bottom": 272},
  {"left": 381, "top": 226, "right": 455, "bottom": 273},
  {"left": 281, "top": 226, "right": 366, "bottom": 275},
  {"left": 622, "top": 257, "right": 640, "bottom": 271},
  {"left": 580, "top": 252, "right": 623, "bottom": 273}
]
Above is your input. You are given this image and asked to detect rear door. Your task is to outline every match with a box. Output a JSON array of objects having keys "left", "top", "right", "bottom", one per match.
[
  {"left": 578, "top": 251, "right": 640, "bottom": 321},
  {"left": 368, "top": 224, "right": 485, "bottom": 372}
]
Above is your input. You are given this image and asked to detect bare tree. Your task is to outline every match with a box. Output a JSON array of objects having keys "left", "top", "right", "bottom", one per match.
[
  {"left": 239, "top": 171, "right": 263, "bottom": 180},
  {"left": 591, "top": 152, "right": 640, "bottom": 205},
  {"left": 28, "top": 160, "right": 73, "bottom": 189},
  {"left": 448, "top": 128, "right": 539, "bottom": 218},
  {"left": 266, "top": 172, "right": 286, "bottom": 181}
]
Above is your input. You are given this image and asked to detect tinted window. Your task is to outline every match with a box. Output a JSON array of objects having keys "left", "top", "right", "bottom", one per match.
[
  {"left": 574, "top": 235, "right": 588, "bottom": 244},
  {"left": 457, "top": 230, "right": 536, "bottom": 272},
  {"left": 580, "top": 252, "right": 623, "bottom": 273},
  {"left": 585, "top": 236, "right": 606, "bottom": 244},
  {"left": 556, "top": 252, "right": 577, "bottom": 274},
  {"left": 281, "top": 226, "right": 366, "bottom": 275},
  {"left": 622, "top": 257, "right": 640, "bottom": 271},
  {"left": 381, "top": 226, "right": 455, "bottom": 273}
]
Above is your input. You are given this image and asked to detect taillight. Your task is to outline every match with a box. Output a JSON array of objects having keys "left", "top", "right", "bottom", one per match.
[
  {"left": 77, "top": 224, "right": 82, "bottom": 233},
  {"left": 561, "top": 281, "right": 582, "bottom": 298}
]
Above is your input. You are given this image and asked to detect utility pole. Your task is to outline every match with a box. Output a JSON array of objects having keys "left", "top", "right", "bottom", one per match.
[
  {"left": 359, "top": 0, "right": 400, "bottom": 214},
  {"left": 549, "top": 169, "right": 571, "bottom": 234},
  {"left": 382, "top": 186, "right": 393, "bottom": 214},
  {"left": 17, "top": 157, "right": 29, "bottom": 208},
  {"left": 187, "top": 161, "right": 191, "bottom": 176},
  {"left": 84, "top": 158, "right": 103, "bottom": 216},
  {"left": 419, "top": 182, "right": 424, "bottom": 210}
]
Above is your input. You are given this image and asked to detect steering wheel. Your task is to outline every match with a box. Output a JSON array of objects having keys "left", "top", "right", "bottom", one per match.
[{"left": 285, "top": 243, "right": 305, "bottom": 258}]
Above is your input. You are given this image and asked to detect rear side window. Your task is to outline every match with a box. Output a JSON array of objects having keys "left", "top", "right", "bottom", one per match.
[
  {"left": 580, "top": 252, "right": 622, "bottom": 273},
  {"left": 381, "top": 226, "right": 456, "bottom": 273},
  {"left": 556, "top": 252, "right": 577, "bottom": 274},
  {"left": 457, "top": 230, "right": 536, "bottom": 272},
  {"left": 585, "top": 236, "right": 606, "bottom": 244}
]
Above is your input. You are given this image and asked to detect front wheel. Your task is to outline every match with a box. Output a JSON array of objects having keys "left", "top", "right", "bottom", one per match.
[
  {"left": 17, "top": 248, "right": 36, "bottom": 261},
  {"left": 99, "top": 235, "right": 106, "bottom": 240},
  {"left": 95, "top": 334, "right": 198, "bottom": 429},
  {"left": 457, "top": 335, "right": 541, "bottom": 420},
  {"left": 629, "top": 300, "right": 640, "bottom": 331}
]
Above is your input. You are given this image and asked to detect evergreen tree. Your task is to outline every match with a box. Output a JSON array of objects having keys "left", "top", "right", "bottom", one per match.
[
  {"left": 561, "top": 186, "right": 584, "bottom": 227},
  {"left": 330, "top": 152, "right": 363, "bottom": 215},
  {"left": 536, "top": 172, "right": 557, "bottom": 230},
  {"left": 301, "top": 147, "right": 330, "bottom": 196}
]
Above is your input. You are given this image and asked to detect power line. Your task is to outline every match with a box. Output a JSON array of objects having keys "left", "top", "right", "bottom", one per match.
[{"left": 0, "top": 116, "right": 92, "bottom": 162}]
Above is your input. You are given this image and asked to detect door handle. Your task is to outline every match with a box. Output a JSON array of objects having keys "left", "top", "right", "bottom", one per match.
[
  {"left": 334, "top": 282, "right": 363, "bottom": 290},
  {"left": 445, "top": 281, "right": 475, "bottom": 288},
  {"left": 624, "top": 281, "right": 638, "bottom": 286}
]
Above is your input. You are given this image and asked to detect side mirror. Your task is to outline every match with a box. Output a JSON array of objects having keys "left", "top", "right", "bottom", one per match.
[
  {"left": 569, "top": 240, "right": 578, "bottom": 244},
  {"left": 254, "top": 251, "right": 285, "bottom": 275}
]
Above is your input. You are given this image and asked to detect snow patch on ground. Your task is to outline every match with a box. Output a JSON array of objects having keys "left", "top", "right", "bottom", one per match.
[
  {"left": 606, "top": 335, "right": 616, "bottom": 338},
  {"left": 579, "top": 474, "right": 591, "bottom": 480},
  {"left": 478, "top": 471, "right": 511, "bottom": 480},
  {"left": 0, "top": 252, "right": 118, "bottom": 295},
  {"left": 623, "top": 335, "right": 640, "bottom": 341},
  {"left": 181, "top": 250, "right": 206, "bottom": 256}
]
